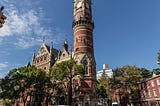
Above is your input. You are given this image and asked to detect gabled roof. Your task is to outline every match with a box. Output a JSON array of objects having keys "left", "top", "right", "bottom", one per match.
[{"left": 36, "top": 43, "right": 50, "bottom": 57}]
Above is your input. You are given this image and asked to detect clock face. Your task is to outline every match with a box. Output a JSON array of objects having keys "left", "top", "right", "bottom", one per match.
[
  {"left": 77, "top": 2, "right": 82, "bottom": 8},
  {"left": 86, "top": 3, "right": 89, "bottom": 8}
]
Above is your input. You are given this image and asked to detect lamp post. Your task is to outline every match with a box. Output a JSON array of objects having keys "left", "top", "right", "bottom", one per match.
[{"left": 0, "top": 6, "right": 7, "bottom": 28}]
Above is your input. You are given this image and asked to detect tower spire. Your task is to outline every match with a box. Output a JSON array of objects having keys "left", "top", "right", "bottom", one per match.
[{"left": 32, "top": 50, "right": 36, "bottom": 64}]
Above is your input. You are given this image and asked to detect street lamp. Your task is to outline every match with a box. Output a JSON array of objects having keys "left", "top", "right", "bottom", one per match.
[{"left": 0, "top": 6, "right": 7, "bottom": 28}]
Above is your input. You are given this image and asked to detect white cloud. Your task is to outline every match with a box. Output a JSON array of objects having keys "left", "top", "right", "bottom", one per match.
[
  {"left": 0, "top": 62, "right": 8, "bottom": 78},
  {"left": 0, "top": 62, "right": 8, "bottom": 71},
  {"left": 0, "top": 7, "right": 50, "bottom": 37},
  {"left": 0, "top": 1, "right": 65, "bottom": 49},
  {"left": 14, "top": 36, "right": 41, "bottom": 49}
]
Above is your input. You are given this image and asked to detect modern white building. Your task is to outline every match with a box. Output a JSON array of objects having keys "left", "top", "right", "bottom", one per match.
[{"left": 97, "top": 64, "right": 113, "bottom": 79}]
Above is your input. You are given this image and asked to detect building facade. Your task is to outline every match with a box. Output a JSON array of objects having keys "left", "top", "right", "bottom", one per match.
[
  {"left": 139, "top": 74, "right": 160, "bottom": 106},
  {"left": 97, "top": 64, "right": 113, "bottom": 79},
  {"left": 31, "top": 0, "right": 97, "bottom": 106},
  {"left": 32, "top": 42, "right": 59, "bottom": 71}
]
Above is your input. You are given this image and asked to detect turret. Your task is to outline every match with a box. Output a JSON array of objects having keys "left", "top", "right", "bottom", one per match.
[
  {"left": 62, "top": 39, "right": 68, "bottom": 52},
  {"left": 73, "top": 0, "right": 94, "bottom": 54}
]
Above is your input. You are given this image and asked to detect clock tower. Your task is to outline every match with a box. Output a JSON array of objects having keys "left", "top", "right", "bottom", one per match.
[{"left": 72, "top": 0, "right": 97, "bottom": 105}]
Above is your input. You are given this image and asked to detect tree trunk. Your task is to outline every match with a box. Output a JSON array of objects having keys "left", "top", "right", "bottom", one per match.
[
  {"left": 45, "top": 93, "right": 49, "bottom": 106},
  {"left": 68, "top": 77, "right": 72, "bottom": 105}
]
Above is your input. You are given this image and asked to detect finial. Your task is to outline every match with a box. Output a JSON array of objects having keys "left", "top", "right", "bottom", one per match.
[
  {"left": 64, "top": 35, "right": 68, "bottom": 44},
  {"left": 26, "top": 61, "right": 31, "bottom": 67},
  {"left": 50, "top": 41, "right": 53, "bottom": 50},
  {"left": 64, "top": 39, "right": 68, "bottom": 44},
  {"left": 42, "top": 36, "right": 45, "bottom": 43},
  {"left": 32, "top": 50, "right": 36, "bottom": 59},
  {"left": 51, "top": 41, "right": 53, "bottom": 47},
  {"left": 70, "top": 44, "right": 73, "bottom": 59}
]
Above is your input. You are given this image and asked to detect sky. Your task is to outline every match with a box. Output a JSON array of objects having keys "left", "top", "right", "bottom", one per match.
[{"left": 0, "top": 0, "right": 160, "bottom": 78}]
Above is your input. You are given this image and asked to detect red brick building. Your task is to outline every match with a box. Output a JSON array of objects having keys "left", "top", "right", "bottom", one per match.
[
  {"left": 32, "top": 42, "right": 59, "bottom": 71},
  {"left": 139, "top": 74, "right": 160, "bottom": 106},
  {"left": 72, "top": 0, "right": 97, "bottom": 105},
  {"left": 31, "top": 0, "right": 97, "bottom": 105}
]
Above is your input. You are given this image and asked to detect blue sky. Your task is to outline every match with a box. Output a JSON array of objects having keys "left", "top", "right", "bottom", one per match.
[{"left": 0, "top": 0, "right": 160, "bottom": 78}]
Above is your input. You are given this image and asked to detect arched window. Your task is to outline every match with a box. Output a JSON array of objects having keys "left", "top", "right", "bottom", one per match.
[{"left": 63, "top": 53, "right": 65, "bottom": 57}]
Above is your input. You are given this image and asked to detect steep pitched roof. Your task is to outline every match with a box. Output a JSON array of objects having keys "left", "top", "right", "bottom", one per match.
[{"left": 36, "top": 43, "right": 50, "bottom": 57}]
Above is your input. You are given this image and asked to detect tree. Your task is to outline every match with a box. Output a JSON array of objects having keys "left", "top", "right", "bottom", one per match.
[
  {"left": 97, "top": 83, "right": 107, "bottom": 98},
  {"left": 153, "top": 68, "right": 160, "bottom": 75},
  {"left": 0, "top": 68, "right": 20, "bottom": 105},
  {"left": 151, "top": 51, "right": 160, "bottom": 75},
  {"left": 50, "top": 58, "right": 84, "bottom": 105},
  {"left": 0, "top": 66, "right": 54, "bottom": 106},
  {"left": 97, "top": 78, "right": 111, "bottom": 98},
  {"left": 140, "top": 68, "right": 152, "bottom": 79},
  {"left": 157, "top": 52, "right": 160, "bottom": 64},
  {"left": 111, "top": 65, "right": 144, "bottom": 105}
]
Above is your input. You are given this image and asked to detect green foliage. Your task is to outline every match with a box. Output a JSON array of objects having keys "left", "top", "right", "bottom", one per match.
[
  {"left": 50, "top": 58, "right": 84, "bottom": 81},
  {"left": 50, "top": 58, "right": 84, "bottom": 105},
  {"left": 112, "top": 65, "right": 143, "bottom": 90},
  {"left": 0, "top": 66, "right": 53, "bottom": 105},
  {"left": 106, "top": 65, "right": 152, "bottom": 105},
  {"left": 0, "top": 58, "right": 84, "bottom": 105},
  {"left": 140, "top": 68, "right": 152, "bottom": 78},
  {"left": 97, "top": 78, "right": 111, "bottom": 99},
  {"left": 158, "top": 52, "right": 160, "bottom": 64},
  {"left": 97, "top": 83, "right": 107, "bottom": 98},
  {"left": 97, "top": 65, "right": 152, "bottom": 105},
  {"left": 152, "top": 68, "right": 160, "bottom": 75}
]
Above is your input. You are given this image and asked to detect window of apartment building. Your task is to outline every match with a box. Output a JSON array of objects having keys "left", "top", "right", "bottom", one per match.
[
  {"left": 148, "top": 90, "right": 151, "bottom": 97},
  {"left": 147, "top": 83, "right": 150, "bottom": 88},
  {"left": 153, "top": 90, "right": 157, "bottom": 96},
  {"left": 151, "top": 80, "right": 155, "bottom": 87},
  {"left": 157, "top": 79, "right": 160, "bottom": 85}
]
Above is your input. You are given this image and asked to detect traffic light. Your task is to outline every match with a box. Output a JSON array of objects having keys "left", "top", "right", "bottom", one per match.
[{"left": 0, "top": 6, "right": 7, "bottom": 28}]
